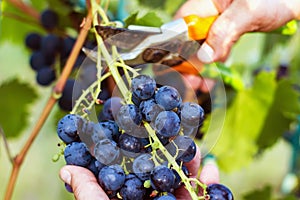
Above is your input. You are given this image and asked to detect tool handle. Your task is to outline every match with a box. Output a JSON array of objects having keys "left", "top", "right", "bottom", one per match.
[{"left": 183, "top": 15, "right": 217, "bottom": 41}]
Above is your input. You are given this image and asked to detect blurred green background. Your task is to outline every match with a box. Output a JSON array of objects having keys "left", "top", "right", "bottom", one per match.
[{"left": 1, "top": 0, "right": 300, "bottom": 200}]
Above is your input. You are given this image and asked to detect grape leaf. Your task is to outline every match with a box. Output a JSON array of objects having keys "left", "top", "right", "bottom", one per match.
[
  {"left": 0, "top": 78, "right": 38, "bottom": 138},
  {"left": 243, "top": 185, "right": 272, "bottom": 200},
  {"left": 203, "top": 71, "right": 300, "bottom": 171},
  {"left": 256, "top": 79, "right": 300, "bottom": 149},
  {"left": 124, "top": 11, "right": 163, "bottom": 28},
  {"left": 203, "top": 72, "right": 277, "bottom": 171}
]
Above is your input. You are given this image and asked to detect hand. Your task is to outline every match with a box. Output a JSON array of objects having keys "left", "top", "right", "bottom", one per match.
[
  {"left": 175, "top": 0, "right": 300, "bottom": 63},
  {"left": 59, "top": 145, "right": 219, "bottom": 200}
]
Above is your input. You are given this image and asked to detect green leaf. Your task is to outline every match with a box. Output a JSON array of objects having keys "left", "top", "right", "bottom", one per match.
[
  {"left": 256, "top": 79, "right": 300, "bottom": 149},
  {"left": 202, "top": 72, "right": 277, "bottom": 171},
  {"left": 164, "top": 0, "right": 185, "bottom": 15},
  {"left": 202, "top": 63, "right": 244, "bottom": 90},
  {"left": 0, "top": 78, "right": 38, "bottom": 138},
  {"left": 124, "top": 11, "right": 139, "bottom": 28},
  {"left": 124, "top": 11, "right": 163, "bottom": 27},
  {"left": 243, "top": 185, "right": 272, "bottom": 200}
]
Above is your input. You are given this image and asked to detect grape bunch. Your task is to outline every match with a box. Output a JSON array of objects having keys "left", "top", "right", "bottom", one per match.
[
  {"left": 24, "top": 8, "right": 97, "bottom": 111},
  {"left": 56, "top": 74, "right": 234, "bottom": 200}
]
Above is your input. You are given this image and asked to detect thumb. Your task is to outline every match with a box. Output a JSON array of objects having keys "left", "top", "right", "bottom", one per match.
[
  {"left": 197, "top": 2, "right": 253, "bottom": 63},
  {"left": 59, "top": 165, "right": 109, "bottom": 200}
]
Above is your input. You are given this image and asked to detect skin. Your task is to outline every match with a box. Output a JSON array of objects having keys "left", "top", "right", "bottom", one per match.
[
  {"left": 175, "top": 0, "right": 300, "bottom": 63},
  {"left": 59, "top": 145, "right": 219, "bottom": 200}
]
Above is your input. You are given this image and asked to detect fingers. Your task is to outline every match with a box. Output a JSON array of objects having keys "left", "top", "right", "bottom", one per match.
[
  {"left": 174, "top": 0, "right": 219, "bottom": 19},
  {"left": 59, "top": 165, "right": 109, "bottom": 200},
  {"left": 197, "top": 1, "right": 254, "bottom": 63},
  {"left": 199, "top": 163, "right": 220, "bottom": 185}
]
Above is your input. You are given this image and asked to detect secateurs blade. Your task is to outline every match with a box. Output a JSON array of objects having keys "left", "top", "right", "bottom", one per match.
[{"left": 83, "top": 15, "right": 217, "bottom": 67}]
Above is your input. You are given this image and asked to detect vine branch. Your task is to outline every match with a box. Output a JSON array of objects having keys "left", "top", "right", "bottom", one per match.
[
  {"left": 6, "top": 0, "right": 40, "bottom": 21},
  {"left": 3, "top": 3, "right": 93, "bottom": 200}
]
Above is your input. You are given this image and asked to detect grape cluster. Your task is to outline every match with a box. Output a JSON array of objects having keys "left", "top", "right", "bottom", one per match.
[
  {"left": 56, "top": 74, "right": 234, "bottom": 199},
  {"left": 24, "top": 8, "right": 96, "bottom": 111}
]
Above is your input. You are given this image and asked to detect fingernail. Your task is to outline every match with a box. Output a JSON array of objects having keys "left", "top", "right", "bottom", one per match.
[
  {"left": 60, "top": 169, "right": 71, "bottom": 185},
  {"left": 197, "top": 43, "right": 215, "bottom": 63}
]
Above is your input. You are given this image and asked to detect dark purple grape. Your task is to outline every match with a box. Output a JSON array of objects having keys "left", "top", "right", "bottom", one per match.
[
  {"left": 57, "top": 114, "right": 81, "bottom": 144},
  {"left": 154, "top": 193, "right": 176, "bottom": 200},
  {"left": 41, "top": 34, "right": 60, "bottom": 57},
  {"left": 94, "top": 139, "right": 120, "bottom": 165},
  {"left": 154, "top": 111, "right": 180, "bottom": 137},
  {"left": 40, "top": 9, "right": 59, "bottom": 31},
  {"left": 120, "top": 174, "right": 146, "bottom": 200},
  {"left": 132, "top": 153, "right": 155, "bottom": 181},
  {"left": 86, "top": 157, "right": 104, "bottom": 177},
  {"left": 36, "top": 67, "right": 56, "bottom": 86},
  {"left": 58, "top": 79, "right": 75, "bottom": 111},
  {"left": 150, "top": 165, "right": 175, "bottom": 192},
  {"left": 60, "top": 36, "right": 76, "bottom": 59},
  {"left": 116, "top": 104, "right": 142, "bottom": 133},
  {"left": 91, "top": 123, "right": 109, "bottom": 144},
  {"left": 206, "top": 184, "right": 234, "bottom": 200},
  {"left": 99, "top": 120, "right": 120, "bottom": 141},
  {"left": 98, "top": 164, "right": 125, "bottom": 192},
  {"left": 118, "top": 133, "right": 142, "bottom": 158},
  {"left": 139, "top": 99, "right": 164, "bottom": 122},
  {"left": 29, "top": 51, "right": 51, "bottom": 71},
  {"left": 25, "top": 33, "right": 42, "bottom": 51},
  {"left": 64, "top": 142, "right": 92, "bottom": 167},
  {"left": 170, "top": 135, "right": 197, "bottom": 163},
  {"left": 64, "top": 183, "right": 73, "bottom": 193},
  {"left": 131, "top": 75, "right": 156, "bottom": 100},
  {"left": 102, "top": 97, "right": 123, "bottom": 120},
  {"left": 180, "top": 102, "right": 204, "bottom": 127},
  {"left": 155, "top": 85, "right": 182, "bottom": 110}
]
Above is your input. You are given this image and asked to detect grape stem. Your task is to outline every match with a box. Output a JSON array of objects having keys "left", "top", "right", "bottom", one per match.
[{"left": 3, "top": 2, "right": 94, "bottom": 200}]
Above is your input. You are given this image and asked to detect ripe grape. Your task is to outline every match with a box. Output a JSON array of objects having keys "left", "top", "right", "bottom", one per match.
[
  {"left": 131, "top": 75, "right": 156, "bottom": 100},
  {"left": 57, "top": 114, "right": 80, "bottom": 144},
  {"left": 118, "top": 133, "right": 142, "bottom": 158},
  {"left": 154, "top": 111, "right": 181, "bottom": 137},
  {"left": 155, "top": 85, "right": 182, "bottom": 110},
  {"left": 154, "top": 193, "right": 176, "bottom": 200},
  {"left": 99, "top": 120, "right": 120, "bottom": 141},
  {"left": 94, "top": 138, "right": 120, "bottom": 165},
  {"left": 102, "top": 97, "right": 123, "bottom": 120},
  {"left": 139, "top": 98, "right": 164, "bottom": 122},
  {"left": 170, "top": 135, "right": 197, "bottom": 163},
  {"left": 150, "top": 165, "right": 175, "bottom": 192},
  {"left": 25, "top": 33, "right": 42, "bottom": 51},
  {"left": 86, "top": 157, "right": 104, "bottom": 177},
  {"left": 206, "top": 184, "right": 234, "bottom": 200},
  {"left": 58, "top": 79, "right": 75, "bottom": 111},
  {"left": 116, "top": 104, "right": 142, "bottom": 133},
  {"left": 29, "top": 51, "right": 48, "bottom": 71},
  {"left": 120, "top": 174, "right": 146, "bottom": 200},
  {"left": 40, "top": 9, "right": 59, "bottom": 31},
  {"left": 64, "top": 142, "right": 92, "bottom": 167},
  {"left": 132, "top": 153, "right": 155, "bottom": 181},
  {"left": 180, "top": 102, "right": 205, "bottom": 127},
  {"left": 98, "top": 164, "right": 125, "bottom": 192},
  {"left": 36, "top": 67, "right": 56, "bottom": 86},
  {"left": 41, "top": 34, "right": 60, "bottom": 57}
]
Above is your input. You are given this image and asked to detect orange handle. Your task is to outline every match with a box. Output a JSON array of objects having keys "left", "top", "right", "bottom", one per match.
[{"left": 183, "top": 15, "right": 217, "bottom": 41}]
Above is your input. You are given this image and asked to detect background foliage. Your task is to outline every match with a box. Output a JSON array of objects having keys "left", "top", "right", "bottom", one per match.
[{"left": 1, "top": 0, "right": 300, "bottom": 199}]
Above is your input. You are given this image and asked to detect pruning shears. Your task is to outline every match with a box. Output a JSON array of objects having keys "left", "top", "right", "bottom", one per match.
[{"left": 83, "top": 15, "right": 217, "bottom": 74}]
